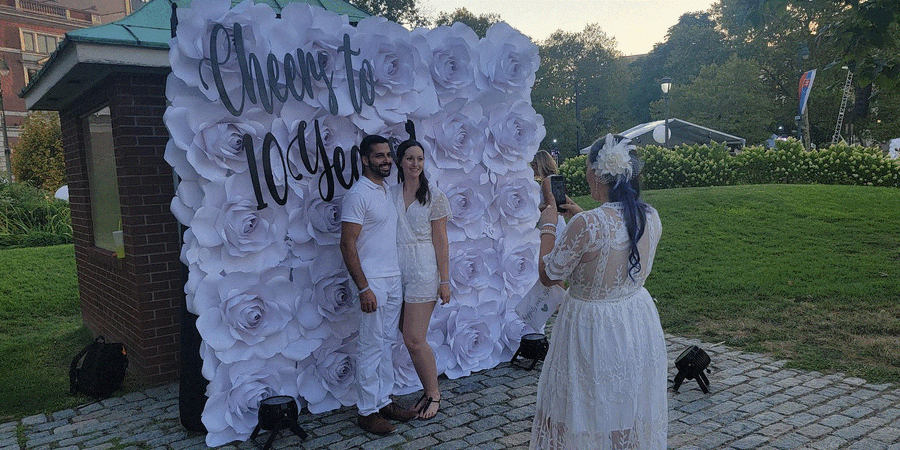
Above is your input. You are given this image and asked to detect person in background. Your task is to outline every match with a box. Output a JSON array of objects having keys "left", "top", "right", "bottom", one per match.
[
  {"left": 392, "top": 139, "right": 451, "bottom": 420},
  {"left": 531, "top": 149, "right": 560, "bottom": 211},
  {"left": 530, "top": 134, "right": 667, "bottom": 449},
  {"left": 340, "top": 135, "right": 417, "bottom": 435},
  {"left": 531, "top": 149, "right": 567, "bottom": 242}
]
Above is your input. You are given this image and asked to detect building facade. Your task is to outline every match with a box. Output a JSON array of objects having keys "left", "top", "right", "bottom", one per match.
[{"left": 0, "top": 0, "right": 133, "bottom": 176}]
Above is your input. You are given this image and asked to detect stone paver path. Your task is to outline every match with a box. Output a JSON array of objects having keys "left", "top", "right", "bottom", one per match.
[{"left": 2, "top": 334, "right": 899, "bottom": 450}]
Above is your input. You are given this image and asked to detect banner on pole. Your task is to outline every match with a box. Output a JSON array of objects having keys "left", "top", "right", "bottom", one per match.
[{"left": 798, "top": 69, "right": 816, "bottom": 115}]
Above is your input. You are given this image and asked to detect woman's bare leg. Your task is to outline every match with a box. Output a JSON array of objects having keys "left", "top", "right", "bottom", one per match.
[{"left": 401, "top": 301, "right": 441, "bottom": 418}]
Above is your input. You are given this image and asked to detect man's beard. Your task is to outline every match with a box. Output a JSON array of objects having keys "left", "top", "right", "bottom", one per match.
[{"left": 368, "top": 160, "right": 392, "bottom": 178}]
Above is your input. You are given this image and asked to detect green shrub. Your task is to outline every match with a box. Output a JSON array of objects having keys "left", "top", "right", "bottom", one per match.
[
  {"left": 560, "top": 139, "right": 900, "bottom": 192},
  {"left": 558, "top": 154, "right": 588, "bottom": 197},
  {"left": 0, "top": 181, "right": 72, "bottom": 248},
  {"left": 10, "top": 111, "right": 65, "bottom": 192}
]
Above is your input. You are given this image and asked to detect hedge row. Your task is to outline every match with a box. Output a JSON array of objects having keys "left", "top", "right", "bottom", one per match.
[{"left": 559, "top": 139, "right": 900, "bottom": 193}]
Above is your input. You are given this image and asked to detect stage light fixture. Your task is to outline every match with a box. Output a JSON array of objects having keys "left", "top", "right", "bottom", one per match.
[
  {"left": 673, "top": 345, "right": 711, "bottom": 393},
  {"left": 250, "top": 395, "right": 307, "bottom": 450},
  {"left": 511, "top": 333, "right": 549, "bottom": 370}
]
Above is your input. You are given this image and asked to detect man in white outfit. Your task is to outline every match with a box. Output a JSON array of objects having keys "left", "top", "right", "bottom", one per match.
[{"left": 340, "top": 134, "right": 417, "bottom": 435}]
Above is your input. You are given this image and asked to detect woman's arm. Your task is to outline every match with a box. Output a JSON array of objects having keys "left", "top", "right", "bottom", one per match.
[
  {"left": 431, "top": 216, "right": 451, "bottom": 304},
  {"left": 538, "top": 176, "right": 554, "bottom": 211},
  {"left": 537, "top": 205, "right": 565, "bottom": 288}
]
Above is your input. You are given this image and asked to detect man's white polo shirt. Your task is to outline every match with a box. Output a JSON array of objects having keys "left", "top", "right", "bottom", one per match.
[{"left": 341, "top": 176, "right": 401, "bottom": 278}]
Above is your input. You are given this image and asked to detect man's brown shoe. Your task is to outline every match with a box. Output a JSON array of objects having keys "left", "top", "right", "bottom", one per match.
[
  {"left": 358, "top": 413, "right": 395, "bottom": 435},
  {"left": 379, "top": 401, "right": 417, "bottom": 422}
]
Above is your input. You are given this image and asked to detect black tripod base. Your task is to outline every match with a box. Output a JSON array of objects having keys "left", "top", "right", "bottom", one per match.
[
  {"left": 510, "top": 348, "right": 540, "bottom": 370},
  {"left": 672, "top": 369, "right": 710, "bottom": 394},
  {"left": 250, "top": 419, "right": 307, "bottom": 450}
]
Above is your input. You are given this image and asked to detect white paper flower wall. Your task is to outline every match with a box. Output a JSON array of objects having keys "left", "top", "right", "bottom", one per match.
[{"left": 165, "top": 0, "right": 544, "bottom": 445}]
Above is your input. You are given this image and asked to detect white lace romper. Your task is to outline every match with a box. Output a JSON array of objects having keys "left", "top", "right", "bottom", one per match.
[
  {"left": 530, "top": 203, "right": 668, "bottom": 450},
  {"left": 392, "top": 185, "right": 450, "bottom": 303}
]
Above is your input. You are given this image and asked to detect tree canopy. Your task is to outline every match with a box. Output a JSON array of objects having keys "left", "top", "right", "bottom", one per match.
[
  {"left": 433, "top": 7, "right": 500, "bottom": 38},
  {"left": 349, "top": 0, "right": 427, "bottom": 26},
  {"left": 532, "top": 25, "right": 628, "bottom": 158},
  {"left": 661, "top": 57, "right": 776, "bottom": 144}
]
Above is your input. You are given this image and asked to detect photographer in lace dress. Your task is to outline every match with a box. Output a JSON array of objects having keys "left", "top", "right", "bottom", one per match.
[{"left": 530, "top": 134, "right": 667, "bottom": 450}]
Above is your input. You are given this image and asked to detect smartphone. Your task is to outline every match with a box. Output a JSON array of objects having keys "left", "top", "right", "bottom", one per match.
[{"left": 549, "top": 175, "right": 567, "bottom": 213}]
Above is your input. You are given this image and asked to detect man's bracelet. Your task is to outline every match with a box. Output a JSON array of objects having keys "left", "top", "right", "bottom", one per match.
[
  {"left": 359, "top": 285, "right": 371, "bottom": 295},
  {"left": 440, "top": 281, "right": 450, "bottom": 285}
]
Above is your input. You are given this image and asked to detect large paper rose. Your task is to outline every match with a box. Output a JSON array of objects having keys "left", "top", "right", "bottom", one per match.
[
  {"left": 165, "top": 91, "right": 273, "bottom": 182},
  {"left": 163, "top": 113, "right": 200, "bottom": 183},
  {"left": 286, "top": 189, "right": 344, "bottom": 248},
  {"left": 417, "top": 23, "right": 480, "bottom": 106},
  {"left": 497, "top": 229, "right": 540, "bottom": 296},
  {"left": 170, "top": 178, "right": 204, "bottom": 226},
  {"left": 443, "top": 301, "right": 503, "bottom": 378},
  {"left": 482, "top": 99, "right": 546, "bottom": 175},
  {"left": 299, "top": 252, "right": 360, "bottom": 339},
  {"left": 188, "top": 175, "right": 289, "bottom": 273},
  {"left": 352, "top": 16, "right": 439, "bottom": 125},
  {"left": 491, "top": 168, "right": 541, "bottom": 228},
  {"left": 194, "top": 269, "right": 299, "bottom": 363},
  {"left": 424, "top": 99, "right": 487, "bottom": 174},
  {"left": 448, "top": 237, "right": 502, "bottom": 298},
  {"left": 295, "top": 336, "right": 357, "bottom": 413},
  {"left": 202, "top": 356, "right": 298, "bottom": 447},
  {"left": 434, "top": 167, "right": 494, "bottom": 241},
  {"left": 476, "top": 22, "right": 540, "bottom": 97}
]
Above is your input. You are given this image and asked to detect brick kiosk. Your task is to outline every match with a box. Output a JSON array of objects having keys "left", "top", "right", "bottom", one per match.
[
  {"left": 58, "top": 72, "right": 180, "bottom": 384},
  {"left": 21, "top": 0, "right": 370, "bottom": 391}
]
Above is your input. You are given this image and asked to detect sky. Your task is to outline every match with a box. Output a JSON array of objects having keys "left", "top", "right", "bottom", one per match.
[{"left": 419, "top": 0, "right": 719, "bottom": 56}]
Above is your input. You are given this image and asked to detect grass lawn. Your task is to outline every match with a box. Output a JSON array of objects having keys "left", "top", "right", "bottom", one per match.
[
  {"left": 0, "top": 244, "right": 92, "bottom": 422},
  {"left": 0, "top": 183, "right": 897, "bottom": 421}
]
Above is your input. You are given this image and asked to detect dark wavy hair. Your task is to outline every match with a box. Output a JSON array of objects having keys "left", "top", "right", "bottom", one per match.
[
  {"left": 395, "top": 140, "right": 430, "bottom": 206},
  {"left": 587, "top": 138, "right": 649, "bottom": 281},
  {"left": 359, "top": 134, "right": 389, "bottom": 158}
]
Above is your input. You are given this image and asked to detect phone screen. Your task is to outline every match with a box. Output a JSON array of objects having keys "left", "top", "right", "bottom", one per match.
[{"left": 550, "top": 175, "right": 567, "bottom": 213}]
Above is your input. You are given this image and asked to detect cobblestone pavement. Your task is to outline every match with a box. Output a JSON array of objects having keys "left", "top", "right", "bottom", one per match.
[{"left": 3, "top": 334, "right": 900, "bottom": 450}]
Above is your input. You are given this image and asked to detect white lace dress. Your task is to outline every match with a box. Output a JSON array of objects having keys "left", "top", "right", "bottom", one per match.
[
  {"left": 392, "top": 185, "right": 450, "bottom": 303},
  {"left": 530, "top": 203, "right": 667, "bottom": 450}
]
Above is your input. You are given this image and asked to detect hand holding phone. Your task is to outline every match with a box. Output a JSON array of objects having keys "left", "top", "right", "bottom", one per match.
[{"left": 549, "top": 175, "right": 567, "bottom": 213}]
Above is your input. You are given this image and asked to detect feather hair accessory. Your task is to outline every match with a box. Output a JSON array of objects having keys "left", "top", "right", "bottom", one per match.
[{"left": 590, "top": 133, "right": 643, "bottom": 185}]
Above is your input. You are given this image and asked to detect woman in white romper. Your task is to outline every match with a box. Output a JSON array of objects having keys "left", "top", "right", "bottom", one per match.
[{"left": 392, "top": 140, "right": 451, "bottom": 420}]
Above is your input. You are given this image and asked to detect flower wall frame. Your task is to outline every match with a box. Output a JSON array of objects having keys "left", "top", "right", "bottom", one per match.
[{"left": 165, "top": 0, "right": 545, "bottom": 445}]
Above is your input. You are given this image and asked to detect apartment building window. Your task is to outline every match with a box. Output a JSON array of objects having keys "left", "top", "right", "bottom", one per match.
[{"left": 21, "top": 31, "right": 60, "bottom": 54}]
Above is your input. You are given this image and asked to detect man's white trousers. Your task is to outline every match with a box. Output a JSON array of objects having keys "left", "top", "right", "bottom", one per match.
[{"left": 355, "top": 275, "right": 403, "bottom": 416}]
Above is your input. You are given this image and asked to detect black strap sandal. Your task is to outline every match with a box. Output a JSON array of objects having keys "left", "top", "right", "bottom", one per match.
[{"left": 415, "top": 394, "right": 441, "bottom": 420}]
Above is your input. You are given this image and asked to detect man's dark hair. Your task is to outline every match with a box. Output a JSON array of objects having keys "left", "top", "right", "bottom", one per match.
[{"left": 359, "top": 135, "right": 389, "bottom": 158}]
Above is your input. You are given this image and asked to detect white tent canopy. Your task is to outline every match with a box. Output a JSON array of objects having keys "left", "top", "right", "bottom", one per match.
[{"left": 581, "top": 118, "right": 746, "bottom": 154}]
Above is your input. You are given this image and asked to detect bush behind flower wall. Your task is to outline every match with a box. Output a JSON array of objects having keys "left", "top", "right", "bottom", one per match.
[{"left": 559, "top": 139, "right": 900, "bottom": 192}]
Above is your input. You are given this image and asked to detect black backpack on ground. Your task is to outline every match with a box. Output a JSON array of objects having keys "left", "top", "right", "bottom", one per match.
[{"left": 69, "top": 336, "right": 128, "bottom": 398}]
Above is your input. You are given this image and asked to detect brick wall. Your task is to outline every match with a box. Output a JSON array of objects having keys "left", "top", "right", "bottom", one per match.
[{"left": 60, "top": 71, "right": 183, "bottom": 385}]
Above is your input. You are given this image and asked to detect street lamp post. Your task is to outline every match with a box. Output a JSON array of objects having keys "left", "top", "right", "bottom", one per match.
[
  {"left": 660, "top": 77, "right": 672, "bottom": 148},
  {"left": 551, "top": 138, "right": 559, "bottom": 165},
  {"left": 0, "top": 58, "right": 11, "bottom": 177}
]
